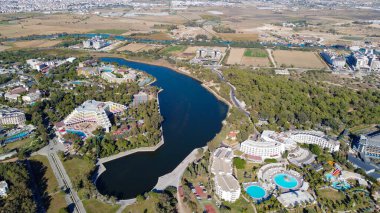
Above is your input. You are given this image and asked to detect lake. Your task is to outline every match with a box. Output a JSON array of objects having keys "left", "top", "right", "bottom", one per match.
[{"left": 96, "top": 57, "right": 228, "bottom": 199}]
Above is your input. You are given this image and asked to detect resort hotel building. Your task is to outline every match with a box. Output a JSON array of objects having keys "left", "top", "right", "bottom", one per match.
[
  {"left": 56, "top": 100, "right": 127, "bottom": 141},
  {"left": 240, "top": 139, "right": 285, "bottom": 161},
  {"left": 289, "top": 131, "right": 340, "bottom": 152},
  {"left": 356, "top": 130, "right": 380, "bottom": 159},
  {"left": 0, "top": 106, "right": 26, "bottom": 126},
  {"left": 211, "top": 147, "right": 241, "bottom": 202}
]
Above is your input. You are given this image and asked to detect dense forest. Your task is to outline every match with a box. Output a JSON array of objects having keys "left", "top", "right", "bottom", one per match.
[
  {"left": 223, "top": 68, "right": 380, "bottom": 132},
  {"left": 0, "top": 162, "right": 37, "bottom": 212}
]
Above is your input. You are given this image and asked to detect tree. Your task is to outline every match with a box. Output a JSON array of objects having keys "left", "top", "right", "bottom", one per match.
[{"left": 233, "top": 157, "right": 246, "bottom": 169}]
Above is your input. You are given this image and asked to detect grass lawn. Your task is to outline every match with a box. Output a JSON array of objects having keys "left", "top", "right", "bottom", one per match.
[
  {"left": 223, "top": 197, "right": 255, "bottom": 213},
  {"left": 3, "top": 137, "right": 33, "bottom": 150},
  {"left": 122, "top": 196, "right": 158, "bottom": 213},
  {"left": 318, "top": 188, "right": 345, "bottom": 201},
  {"left": 30, "top": 155, "right": 67, "bottom": 213},
  {"left": 161, "top": 45, "right": 187, "bottom": 55},
  {"left": 244, "top": 48, "right": 268, "bottom": 58},
  {"left": 236, "top": 162, "right": 260, "bottom": 183},
  {"left": 90, "top": 29, "right": 128, "bottom": 35},
  {"left": 61, "top": 157, "right": 94, "bottom": 184},
  {"left": 83, "top": 199, "right": 120, "bottom": 213},
  {"left": 48, "top": 191, "right": 68, "bottom": 213}
]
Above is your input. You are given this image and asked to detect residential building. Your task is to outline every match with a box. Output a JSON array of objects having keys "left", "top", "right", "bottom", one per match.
[
  {"left": 0, "top": 106, "right": 26, "bottom": 126},
  {"left": 22, "top": 90, "right": 41, "bottom": 103},
  {"left": 63, "top": 100, "right": 127, "bottom": 133},
  {"left": 0, "top": 181, "right": 8, "bottom": 197}
]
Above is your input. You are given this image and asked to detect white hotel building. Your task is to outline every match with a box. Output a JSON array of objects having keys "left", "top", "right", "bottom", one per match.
[
  {"left": 289, "top": 131, "right": 340, "bottom": 152},
  {"left": 240, "top": 139, "right": 285, "bottom": 161},
  {"left": 0, "top": 106, "right": 26, "bottom": 126},
  {"left": 211, "top": 147, "right": 241, "bottom": 202},
  {"left": 63, "top": 100, "right": 127, "bottom": 132}
]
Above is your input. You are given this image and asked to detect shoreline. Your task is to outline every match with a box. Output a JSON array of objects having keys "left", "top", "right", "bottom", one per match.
[
  {"left": 93, "top": 53, "right": 233, "bottom": 108},
  {"left": 92, "top": 54, "right": 232, "bottom": 206},
  {"left": 94, "top": 88, "right": 164, "bottom": 183}
]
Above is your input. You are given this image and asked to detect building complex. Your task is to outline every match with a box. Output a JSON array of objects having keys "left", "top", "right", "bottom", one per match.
[
  {"left": 56, "top": 100, "right": 127, "bottom": 141},
  {"left": 0, "top": 106, "right": 26, "bottom": 126},
  {"left": 357, "top": 130, "right": 380, "bottom": 159},
  {"left": 240, "top": 130, "right": 337, "bottom": 163},
  {"left": 211, "top": 147, "right": 240, "bottom": 202}
]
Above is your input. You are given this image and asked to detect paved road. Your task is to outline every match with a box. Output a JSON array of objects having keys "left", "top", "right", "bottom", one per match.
[
  {"left": 35, "top": 140, "right": 86, "bottom": 213},
  {"left": 154, "top": 147, "right": 203, "bottom": 190}
]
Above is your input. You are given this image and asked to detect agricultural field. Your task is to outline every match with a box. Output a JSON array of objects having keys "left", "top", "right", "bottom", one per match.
[
  {"left": 160, "top": 45, "right": 187, "bottom": 55},
  {"left": 218, "top": 33, "right": 259, "bottom": 41},
  {"left": 273, "top": 50, "right": 327, "bottom": 69},
  {"left": 0, "top": 45, "right": 11, "bottom": 51},
  {"left": 130, "top": 32, "right": 172, "bottom": 40},
  {"left": 117, "top": 43, "right": 164, "bottom": 52},
  {"left": 8, "top": 39, "right": 62, "bottom": 49},
  {"left": 226, "top": 48, "right": 270, "bottom": 67}
]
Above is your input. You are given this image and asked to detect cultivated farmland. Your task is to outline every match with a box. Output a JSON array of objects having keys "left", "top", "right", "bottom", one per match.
[{"left": 273, "top": 50, "right": 327, "bottom": 69}]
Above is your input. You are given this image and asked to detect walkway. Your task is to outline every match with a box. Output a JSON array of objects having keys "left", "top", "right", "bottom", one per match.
[
  {"left": 154, "top": 147, "right": 204, "bottom": 190},
  {"left": 266, "top": 49, "right": 277, "bottom": 68}
]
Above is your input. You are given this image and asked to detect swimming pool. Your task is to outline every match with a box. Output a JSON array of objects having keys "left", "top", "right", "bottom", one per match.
[
  {"left": 273, "top": 173, "right": 299, "bottom": 189},
  {"left": 246, "top": 185, "right": 266, "bottom": 199},
  {"left": 66, "top": 129, "right": 87, "bottom": 138},
  {"left": 332, "top": 181, "right": 350, "bottom": 191}
]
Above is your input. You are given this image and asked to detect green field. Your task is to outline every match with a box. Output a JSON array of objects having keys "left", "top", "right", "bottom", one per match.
[
  {"left": 161, "top": 45, "right": 187, "bottom": 55},
  {"left": 61, "top": 157, "right": 94, "bottom": 185},
  {"left": 2, "top": 137, "right": 33, "bottom": 152},
  {"left": 244, "top": 48, "right": 268, "bottom": 58},
  {"left": 83, "top": 199, "right": 120, "bottom": 213},
  {"left": 89, "top": 29, "right": 128, "bottom": 35},
  {"left": 318, "top": 188, "right": 345, "bottom": 201}
]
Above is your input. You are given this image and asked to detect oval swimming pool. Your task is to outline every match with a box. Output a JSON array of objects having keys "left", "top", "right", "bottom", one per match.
[
  {"left": 273, "top": 173, "right": 298, "bottom": 189},
  {"left": 246, "top": 185, "right": 266, "bottom": 199}
]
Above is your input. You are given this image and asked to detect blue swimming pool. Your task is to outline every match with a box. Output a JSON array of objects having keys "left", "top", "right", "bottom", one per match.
[
  {"left": 246, "top": 185, "right": 266, "bottom": 199},
  {"left": 273, "top": 173, "right": 298, "bottom": 189},
  {"left": 66, "top": 129, "right": 87, "bottom": 138},
  {"left": 332, "top": 181, "right": 350, "bottom": 191}
]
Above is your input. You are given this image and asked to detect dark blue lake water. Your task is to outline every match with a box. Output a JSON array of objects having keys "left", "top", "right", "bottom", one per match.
[{"left": 96, "top": 58, "right": 228, "bottom": 199}]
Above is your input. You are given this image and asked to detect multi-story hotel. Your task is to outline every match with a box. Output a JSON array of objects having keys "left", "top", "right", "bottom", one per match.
[
  {"left": 101, "top": 71, "right": 136, "bottom": 84},
  {"left": 63, "top": 100, "right": 127, "bottom": 132},
  {"left": 214, "top": 174, "right": 241, "bottom": 202},
  {"left": 240, "top": 139, "right": 285, "bottom": 161},
  {"left": 357, "top": 130, "right": 380, "bottom": 159},
  {"left": 0, "top": 106, "right": 26, "bottom": 126},
  {"left": 211, "top": 147, "right": 241, "bottom": 202},
  {"left": 289, "top": 131, "right": 340, "bottom": 152}
]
